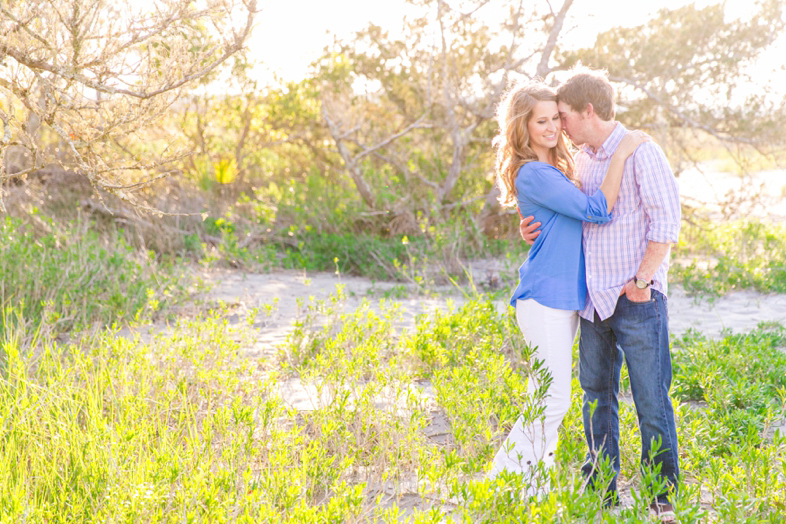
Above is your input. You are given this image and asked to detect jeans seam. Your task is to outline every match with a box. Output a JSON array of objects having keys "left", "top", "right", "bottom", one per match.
[
  {"left": 607, "top": 326, "right": 616, "bottom": 481},
  {"left": 652, "top": 293, "right": 677, "bottom": 487}
]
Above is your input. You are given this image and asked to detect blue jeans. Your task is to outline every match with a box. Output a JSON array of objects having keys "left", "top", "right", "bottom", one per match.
[{"left": 579, "top": 290, "right": 679, "bottom": 503}]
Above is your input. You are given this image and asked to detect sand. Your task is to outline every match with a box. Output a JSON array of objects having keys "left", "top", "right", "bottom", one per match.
[{"left": 199, "top": 266, "right": 786, "bottom": 353}]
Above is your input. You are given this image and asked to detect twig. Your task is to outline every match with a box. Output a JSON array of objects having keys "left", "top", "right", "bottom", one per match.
[
  {"left": 80, "top": 199, "right": 221, "bottom": 242},
  {"left": 355, "top": 114, "right": 432, "bottom": 161}
]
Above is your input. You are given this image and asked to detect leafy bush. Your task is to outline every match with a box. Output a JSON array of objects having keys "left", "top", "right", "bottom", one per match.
[{"left": 673, "top": 219, "right": 786, "bottom": 295}]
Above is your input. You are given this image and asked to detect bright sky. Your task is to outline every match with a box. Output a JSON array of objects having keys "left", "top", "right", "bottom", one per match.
[{"left": 248, "top": 0, "right": 785, "bottom": 87}]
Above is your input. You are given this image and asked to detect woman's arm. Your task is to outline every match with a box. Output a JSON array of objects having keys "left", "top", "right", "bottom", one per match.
[
  {"left": 516, "top": 164, "right": 612, "bottom": 224},
  {"left": 598, "top": 130, "right": 650, "bottom": 212}
]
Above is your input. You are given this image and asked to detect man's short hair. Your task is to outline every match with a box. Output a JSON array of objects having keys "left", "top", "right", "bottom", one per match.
[{"left": 556, "top": 68, "right": 616, "bottom": 121}]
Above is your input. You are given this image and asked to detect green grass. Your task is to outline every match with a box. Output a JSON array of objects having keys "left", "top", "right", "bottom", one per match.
[
  {"left": 0, "top": 214, "right": 193, "bottom": 340},
  {"left": 191, "top": 197, "right": 530, "bottom": 286},
  {"left": 3, "top": 286, "right": 785, "bottom": 522},
  {"left": 224, "top": 228, "right": 527, "bottom": 286},
  {"left": 670, "top": 324, "right": 786, "bottom": 521},
  {"left": 672, "top": 324, "right": 786, "bottom": 452}
]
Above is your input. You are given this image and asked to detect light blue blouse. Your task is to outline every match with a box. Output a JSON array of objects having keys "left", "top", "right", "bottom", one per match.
[{"left": 509, "top": 162, "right": 612, "bottom": 310}]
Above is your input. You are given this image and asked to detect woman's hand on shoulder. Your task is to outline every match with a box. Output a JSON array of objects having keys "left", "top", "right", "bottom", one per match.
[{"left": 615, "top": 130, "right": 651, "bottom": 159}]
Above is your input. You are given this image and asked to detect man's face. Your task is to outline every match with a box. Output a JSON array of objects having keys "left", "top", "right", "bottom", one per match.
[{"left": 557, "top": 101, "right": 588, "bottom": 146}]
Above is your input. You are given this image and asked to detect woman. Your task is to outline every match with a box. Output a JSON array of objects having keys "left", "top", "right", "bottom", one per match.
[{"left": 488, "top": 82, "right": 648, "bottom": 494}]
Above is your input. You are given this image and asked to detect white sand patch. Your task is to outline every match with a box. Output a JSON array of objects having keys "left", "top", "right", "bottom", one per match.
[
  {"left": 668, "top": 285, "right": 786, "bottom": 338},
  {"left": 199, "top": 268, "right": 786, "bottom": 353},
  {"left": 678, "top": 164, "right": 786, "bottom": 222}
]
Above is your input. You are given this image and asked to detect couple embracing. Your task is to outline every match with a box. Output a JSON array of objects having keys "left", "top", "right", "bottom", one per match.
[{"left": 489, "top": 68, "right": 680, "bottom": 520}]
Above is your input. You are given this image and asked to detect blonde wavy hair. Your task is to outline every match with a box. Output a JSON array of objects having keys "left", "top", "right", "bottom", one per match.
[{"left": 494, "top": 82, "right": 577, "bottom": 207}]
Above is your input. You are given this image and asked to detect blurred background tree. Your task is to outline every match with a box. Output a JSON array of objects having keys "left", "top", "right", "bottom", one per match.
[
  {"left": 308, "top": 0, "right": 786, "bottom": 233},
  {"left": 3, "top": 0, "right": 785, "bottom": 266},
  {"left": 0, "top": 0, "right": 257, "bottom": 211},
  {"left": 561, "top": 0, "right": 786, "bottom": 217}
]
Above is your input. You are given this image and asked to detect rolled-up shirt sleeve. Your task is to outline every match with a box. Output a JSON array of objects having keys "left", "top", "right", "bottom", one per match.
[
  {"left": 516, "top": 163, "right": 612, "bottom": 224},
  {"left": 633, "top": 143, "right": 681, "bottom": 243}
]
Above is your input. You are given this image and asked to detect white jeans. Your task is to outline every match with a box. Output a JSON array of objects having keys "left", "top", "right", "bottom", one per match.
[{"left": 489, "top": 299, "right": 579, "bottom": 492}]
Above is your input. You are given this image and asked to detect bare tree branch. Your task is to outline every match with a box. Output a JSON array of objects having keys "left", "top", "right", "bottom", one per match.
[
  {"left": 436, "top": 0, "right": 463, "bottom": 204},
  {"left": 0, "top": 6, "right": 54, "bottom": 50},
  {"left": 372, "top": 150, "right": 440, "bottom": 190},
  {"left": 338, "top": 124, "right": 363, "bottom": 141},
  {"left": 450, "top": 0, "right": 494, "bottom": 26},
  {"left": 322, "top": 105, "right": 376, "bottom": 209},
  {"left": 2, "top": 2, "right": 257, "bottom": 100},
  {"left": 0, "top": 0, "right": 259, "bottom": 212},
  {"left": 609, "top": 75, "right": 758, "bottom": 145},
  {"left": 536, "top": 0, "right": 574, "bottom": 78},
  {"left": 356, "top": 115, "right": 431, "bottom": 161}
]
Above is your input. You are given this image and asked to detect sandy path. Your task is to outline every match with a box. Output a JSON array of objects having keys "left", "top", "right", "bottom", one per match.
[
  {"left": 199, "top": 267, "right": 786, "bottom": 352},
  {"left": 667, "top": 285, "right": 786, "bottom": 338},
  {"left": 199, "top": 268, "right": 499, "bottom": 357}
]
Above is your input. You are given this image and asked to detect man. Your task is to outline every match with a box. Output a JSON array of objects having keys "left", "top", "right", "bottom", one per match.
[{"left": 520, "top": 68, "right": 681, "bottom": 520}]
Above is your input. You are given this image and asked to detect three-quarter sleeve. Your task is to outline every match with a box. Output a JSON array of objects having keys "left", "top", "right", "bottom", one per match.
[
  {"left": 633, "top": 143, "right": 681, "bottom": 243},
  {"left": 516, "top": 163, "right": 612, "bottom": 224}
]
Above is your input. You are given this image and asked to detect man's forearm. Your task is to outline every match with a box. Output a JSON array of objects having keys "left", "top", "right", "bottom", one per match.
[{"left": 636, "top": 241, "right": 671, "bottom": 281}]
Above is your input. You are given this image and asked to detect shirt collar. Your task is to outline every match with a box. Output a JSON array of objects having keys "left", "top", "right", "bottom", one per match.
[{"left": 581, "top": 122, "right": 627, "bottom": 160}]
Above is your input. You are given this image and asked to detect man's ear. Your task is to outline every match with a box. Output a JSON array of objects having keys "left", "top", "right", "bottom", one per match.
[{"left": 583, "top": 103, "right": 595, "bottom": 118}]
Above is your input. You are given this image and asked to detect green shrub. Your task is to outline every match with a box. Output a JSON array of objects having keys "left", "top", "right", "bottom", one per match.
[{"left": 673, "top": 219, "right": 786, "bottom": 295}]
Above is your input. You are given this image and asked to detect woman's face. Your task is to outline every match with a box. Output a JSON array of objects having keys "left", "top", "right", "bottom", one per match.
[{"left": 527, "top": 100, "right": 561, "bottom": 159}]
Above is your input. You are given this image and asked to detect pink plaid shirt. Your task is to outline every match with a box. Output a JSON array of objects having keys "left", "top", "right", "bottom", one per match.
[{"left": 578, "top": 123, "right": 681, "bottom": 321}]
